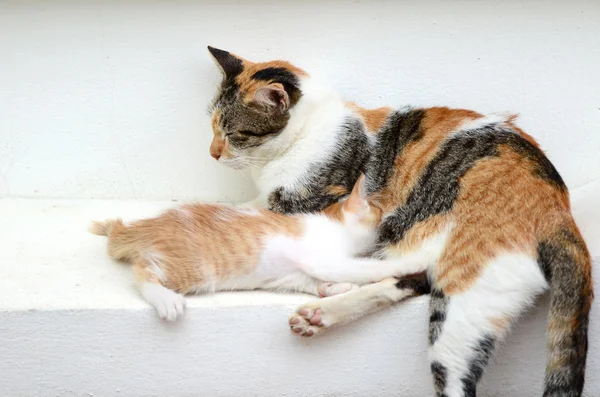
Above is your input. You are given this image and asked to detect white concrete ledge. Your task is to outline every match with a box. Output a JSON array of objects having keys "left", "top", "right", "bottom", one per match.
[{"left": 0, "top": 190, "right": 598, "bottom": 396}]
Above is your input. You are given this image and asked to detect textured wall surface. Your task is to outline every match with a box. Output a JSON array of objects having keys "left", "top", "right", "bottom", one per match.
[{"left": 1, "top": 0, "right": 599, "bottom": 201}]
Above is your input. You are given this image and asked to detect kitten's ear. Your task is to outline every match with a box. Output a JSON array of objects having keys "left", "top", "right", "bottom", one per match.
[
  {"left": 344, "top": 174, "right": 369, "bottom": 214},
  {"left": 254, "top": 84, "right": 290, "bottom": 113},
  {"left": 207, "top": 46, "right": 244, "bottom": 79}
]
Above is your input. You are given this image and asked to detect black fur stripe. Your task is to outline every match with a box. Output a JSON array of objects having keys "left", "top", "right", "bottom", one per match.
[
  {"left": 431, "top": 361, "right": 449, "bottom": 397},
  {"left": 268, "top": 117, "right": 370, "bottom": 214},
  {"left": 376, "top": 126, "right": 566, "bottom": 247},
  {"left": 538, "top": 227, "right": 589, "bottom": 284},
  {"left": 251, "top": 67, "right": 302, "bottom": 106},
  {"left": 366, "top": 108, "right": 425, "bottom": 193},
  {"left": 461, "top": 335, "right": 496, "bottom": 397},
  {"left": 395, "top": 271, "right": 431, "bottom": 295},
  {"left": 429, "top": 288, "right": 449, "bottom": 345}
]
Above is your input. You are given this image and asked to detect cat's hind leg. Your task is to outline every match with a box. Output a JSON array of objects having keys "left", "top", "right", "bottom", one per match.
[
  {"left": 428, "top": 253, "right": 548, "bottom": 397},
  {"left": 133, "top": 259, "right": 186, "bottom": 322}
]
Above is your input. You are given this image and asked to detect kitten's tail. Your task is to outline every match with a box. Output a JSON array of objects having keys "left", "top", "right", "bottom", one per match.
[
  {"left": 89, "top": 218, "right": 123, "bottom": 237},
  {"left": 541, "top": 224, "right": 593, "bottom": 397},
  {"left": 89, "top": 218, "right": 138, "bottom": 262}
]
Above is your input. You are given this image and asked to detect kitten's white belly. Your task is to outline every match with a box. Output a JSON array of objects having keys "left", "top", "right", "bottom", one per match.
[{"left": 189, "top": 235, "right": 322, "bottom": 295}]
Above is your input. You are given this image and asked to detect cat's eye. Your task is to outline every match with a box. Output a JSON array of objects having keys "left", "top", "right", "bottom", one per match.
[{"left": 238, "top": 130, "right": 261, "bottom": 137}]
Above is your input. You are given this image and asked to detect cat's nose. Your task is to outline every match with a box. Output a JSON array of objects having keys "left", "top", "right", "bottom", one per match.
[{"left": 211, "top": 152, "right": 221, "bottom": 160}]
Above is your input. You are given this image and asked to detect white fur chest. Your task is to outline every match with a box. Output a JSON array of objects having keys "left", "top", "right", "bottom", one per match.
[{"left": 252, "top": 78, "right": 352, "bottom": 199}]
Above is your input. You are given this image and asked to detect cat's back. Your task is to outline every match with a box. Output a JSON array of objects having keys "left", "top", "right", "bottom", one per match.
[
  {"left": 366, "top": 106, "right": 575, "bottom": 268},
  {"left": 368, "top": 107, "right": 567, "bottom": 215}
]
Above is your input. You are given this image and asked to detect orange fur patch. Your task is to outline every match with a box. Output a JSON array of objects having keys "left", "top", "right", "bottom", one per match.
[
  {"left": 326, "top": 185, "right": 348, "bottom": 196},
  {"left": 386, "top": 214, "right": 450, "bottom": 256},
  {"left": 346, "top": 102, "right": 393, "bottom": 133},
  {"left": 236, "top": 60, "right": 307, "bottom": 103},
  {"left": 371, "top": 107, "right": 482, "bottom": 213},
  {"left": 434, "top": 146, "right": 569, "bottom": 294}
]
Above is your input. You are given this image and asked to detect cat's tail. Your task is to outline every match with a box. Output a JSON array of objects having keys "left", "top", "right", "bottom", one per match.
[
  {"left": 89, "top": 218, "right": 139, "bottom": 262},
  {"left": 541, "top": 224, "right": 593, "bottom": 397}
]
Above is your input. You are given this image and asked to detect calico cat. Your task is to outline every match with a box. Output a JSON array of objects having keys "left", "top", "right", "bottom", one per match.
[
  {"left": 206, "top": 46, "right": 593, "bottom": 397},
  {"left": 90, "top": 176, "right": 387, "bottom": 323}
]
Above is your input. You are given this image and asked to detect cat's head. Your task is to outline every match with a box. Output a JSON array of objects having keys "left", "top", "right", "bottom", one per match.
[
  {"left": 323, "top": 175, "right": 382, "bottom": 232},
  {"left": 207, "top": 46, "right": 306, "bottom": 169}
]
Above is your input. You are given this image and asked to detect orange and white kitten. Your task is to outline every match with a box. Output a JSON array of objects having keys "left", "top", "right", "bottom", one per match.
[{"left": 90, "top": 176, "right": 381, "bottom": 322}]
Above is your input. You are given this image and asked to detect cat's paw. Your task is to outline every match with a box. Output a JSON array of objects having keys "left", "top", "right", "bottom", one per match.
[
  {"left": 317, "top": 282, "right": 358, "bottom": 297},
  {"left": 156, "top": 291, "right": 186, "bottom": 322},
  {"left": 141, "top": 283, "right": 187, "bottom": 322},
  {"left": 288, "top": 304, "right": 331, "bottom": 338}
]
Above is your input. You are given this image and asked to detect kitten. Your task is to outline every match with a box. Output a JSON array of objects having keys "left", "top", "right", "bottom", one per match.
[
  {"left": 206, "top": 47, "right": 592, "bottom": 397},
  {"left": 90, "top": 176, "right": 384, "bottom": 322}
]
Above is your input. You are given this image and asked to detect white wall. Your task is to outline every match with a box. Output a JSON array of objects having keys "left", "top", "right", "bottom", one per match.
[
  {"left": 1, "top": 0, "right": 599, "bottom": 201},
  {"left": 1, "top": 1, "right": 599, "bottom": 396}
]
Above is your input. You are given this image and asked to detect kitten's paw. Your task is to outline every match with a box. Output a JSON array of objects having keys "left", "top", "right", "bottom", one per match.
[
  {"left": 288, "top": 304, "right": 331, "bottom": 338},
  {"left": 156, "top": 291, "right": 186, "bottom": 322},
  {"left": 141, "top": 283, "right": 187, "bottom": 322},
  {"left": 317, "top": 282, "right": 358, "bottom": 297}
]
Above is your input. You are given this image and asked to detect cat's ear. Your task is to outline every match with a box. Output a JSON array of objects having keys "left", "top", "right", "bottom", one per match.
[
  {"left": 344, "top": 174, "right": 369, "bottom": 215},
  {"left": 207, "top": 46, "right": 244, "bottom": 79},
  {"left": 254, "top": 84, "right": 290, "bottom": 113}
]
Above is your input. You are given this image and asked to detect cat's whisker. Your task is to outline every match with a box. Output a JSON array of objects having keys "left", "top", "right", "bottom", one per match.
[
  {"left": 240, "top": 159, "right": 267, "bottom": 169},
  {"left": 241, "top": 156, "right": 271, "bottom": 160}
]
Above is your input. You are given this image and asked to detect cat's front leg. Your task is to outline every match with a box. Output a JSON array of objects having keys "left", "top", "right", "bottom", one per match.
[
  {"left": 287, "top": 249, "right": 427, "bottom": 284},
  {"left": 317, "top": 282, "right": 359, "bottom": 297},
  {"left": 289, "top": 278, "right": 410, "bottom": 337},
  {"left": 289, "top": 273, "right": 429, "bottom": 337}
]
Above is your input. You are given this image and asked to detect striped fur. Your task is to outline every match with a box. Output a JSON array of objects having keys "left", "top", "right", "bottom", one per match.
[{"left": 90, "top": 177, "right": 383, "bottom": 322}]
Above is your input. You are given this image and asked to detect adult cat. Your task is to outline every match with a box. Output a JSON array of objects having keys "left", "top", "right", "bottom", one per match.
[{"left": 206, "top": 46, "right": 592, "bottom": 397}]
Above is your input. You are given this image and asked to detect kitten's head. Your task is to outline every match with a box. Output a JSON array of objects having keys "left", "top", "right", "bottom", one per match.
[
  {"left": 323, "top": 175, "right": 382, "bottom": 232},
  {"left": 207, "top": 47, "right": 306, "bottom": 169}
]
